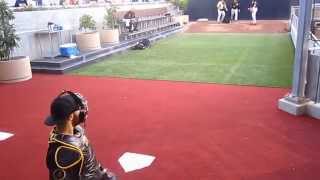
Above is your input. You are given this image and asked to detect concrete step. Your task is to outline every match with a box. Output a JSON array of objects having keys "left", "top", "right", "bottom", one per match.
[{"left": 31, "top": 26, "right": 182, "bottom": 74}]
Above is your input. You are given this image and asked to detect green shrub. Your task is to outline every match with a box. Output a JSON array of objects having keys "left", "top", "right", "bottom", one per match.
[
  {"left": 170, "top": 0, "right": 189, "bottom": 12},
  {"left": 79, "top": 14, "right": 96, "bottom": 32}
]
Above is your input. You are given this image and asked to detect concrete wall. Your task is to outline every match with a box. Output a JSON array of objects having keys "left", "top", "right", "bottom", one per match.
[
  {"left": 5, "top": 0, "right": 165, "bottom": 7},
  {"left": 12, "top": 2, "right": 170, "bottom": 60}
]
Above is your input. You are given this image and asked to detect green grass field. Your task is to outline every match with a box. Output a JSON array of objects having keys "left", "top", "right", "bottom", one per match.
[{"left": 71, "top": 33, "right": 294, "bottom": 87}]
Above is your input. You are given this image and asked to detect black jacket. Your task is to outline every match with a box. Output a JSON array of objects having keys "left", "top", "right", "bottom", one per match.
[{"left": 46, "top": 126, "right": 116, "bottom": 180}]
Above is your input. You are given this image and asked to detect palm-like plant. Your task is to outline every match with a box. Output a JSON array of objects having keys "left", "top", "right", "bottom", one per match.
[
  {"left": 0, "top": 0, "right": 20, "bottom": 61},
  {"left": 103, "top": 6, "right": 119, "bottom": 30}
]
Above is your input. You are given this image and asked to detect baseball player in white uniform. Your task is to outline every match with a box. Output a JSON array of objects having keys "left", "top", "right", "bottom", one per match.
[
  {"left": 217, "top": 0, "right": 227, "bottom": 23},
  {"left": 248, "top": 0, "right": 258, "bottom": 24},
  {"left": 231, "top": 0, "right": 240, "bottom": 21}
]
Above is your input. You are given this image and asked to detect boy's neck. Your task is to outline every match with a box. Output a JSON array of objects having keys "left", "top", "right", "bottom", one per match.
[{"left": 56, "top": 122, "right": 74, "bottom": 135}]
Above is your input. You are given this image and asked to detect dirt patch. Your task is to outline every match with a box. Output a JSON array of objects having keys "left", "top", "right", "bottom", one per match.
[{"left": 185, "top": 20, "right": 289, "bottom": 33}]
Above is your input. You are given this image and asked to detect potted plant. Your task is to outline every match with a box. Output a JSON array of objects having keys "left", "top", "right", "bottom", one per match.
[
  {"left": 171, "top": 0, "right": 189, "bottom": 25},
  {"left": 171, "top": 0, "right": 189, "bottom": 12},
  {"left": 75, "top": 14, "right": 101, "bottom": 52},
  {"left": 100, "top": 6, "right": 120, "bottom": 44},
  {"left": 0, "top": 0, "right": 32, "bottom": 83}
]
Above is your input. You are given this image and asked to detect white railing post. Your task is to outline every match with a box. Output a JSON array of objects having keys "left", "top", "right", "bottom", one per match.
[{"left": 279, "top": 0, "right": 313, "bottom": 116}]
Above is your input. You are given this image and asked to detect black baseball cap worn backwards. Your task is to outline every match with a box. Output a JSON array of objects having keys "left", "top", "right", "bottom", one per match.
[{"left": 45, "top": 93, "right": 79, "bottom": 126}]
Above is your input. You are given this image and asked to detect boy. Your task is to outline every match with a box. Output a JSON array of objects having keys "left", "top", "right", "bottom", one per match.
[{"left": 45, "top": 91, "right": 116, "bottom": 180}]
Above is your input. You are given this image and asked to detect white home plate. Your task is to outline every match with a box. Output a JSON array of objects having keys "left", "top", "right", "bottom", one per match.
[
  {"left": 0, "top": 132, "right": 14, "bottom": 141},
  {"left": 118, "top": 152, "right": 156, "bottom": 173}
]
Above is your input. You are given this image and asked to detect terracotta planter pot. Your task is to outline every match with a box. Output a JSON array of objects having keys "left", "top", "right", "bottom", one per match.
[
  {"left": 0, "top": 56, "right": 32, "bottom": 83},
  {"left": 76, "top": 31, "right": 101, "bottom": 52},
  {"left": 100, "top": 29, "right": 119, "bottom": 44}
]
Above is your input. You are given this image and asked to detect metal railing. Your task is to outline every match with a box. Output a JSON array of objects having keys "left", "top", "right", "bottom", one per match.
[
  {"left": 290, "top": 5, "right": 320, "bottom": 103},
  {"left": 118, "top": 14, "right": 179, "bottom": 40},
  {"left": 306, "top": 53, "right": 320, "bottom": 103},
  {"left": 290, "top": 9, "right": 299, "bottom": 47},
  {"left": 119, "top": 15, "right": 173, "bottom": 34},
  {"left": 290, "top": 5, "right": 320, "bottom": 53}
]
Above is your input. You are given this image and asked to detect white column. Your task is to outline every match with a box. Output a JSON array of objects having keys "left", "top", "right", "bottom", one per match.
[{"left": 278, "top": 0, "right": 313, "bottom": 116}]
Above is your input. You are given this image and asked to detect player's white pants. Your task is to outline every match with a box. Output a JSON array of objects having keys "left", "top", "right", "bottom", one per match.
[
  {"left": 231, "top": 9, "right": 239, "bottom": 21},
  {"left": 251, "top": 7, "right": 258, "bottom": 24},
  {"left": 217, "top": 10, "right": 225, "bottom": 23}
]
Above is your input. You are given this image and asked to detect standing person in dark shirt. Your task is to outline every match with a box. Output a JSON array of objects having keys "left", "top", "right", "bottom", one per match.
[
  {"left": 231, "top": 0, "right": 240, "bottom": 22},
  {"left": 45, "top": 91, "right": 117, "bottom": 180}
]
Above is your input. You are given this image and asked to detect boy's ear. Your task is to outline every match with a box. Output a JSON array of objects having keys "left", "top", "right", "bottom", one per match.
[{"left": 68, "top": 113, "right": 74, "bottom": 121}]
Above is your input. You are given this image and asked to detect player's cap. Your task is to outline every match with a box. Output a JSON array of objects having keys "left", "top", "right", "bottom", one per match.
[{"left": 45, "top": 94, "right": 78, "bottom": 126}]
